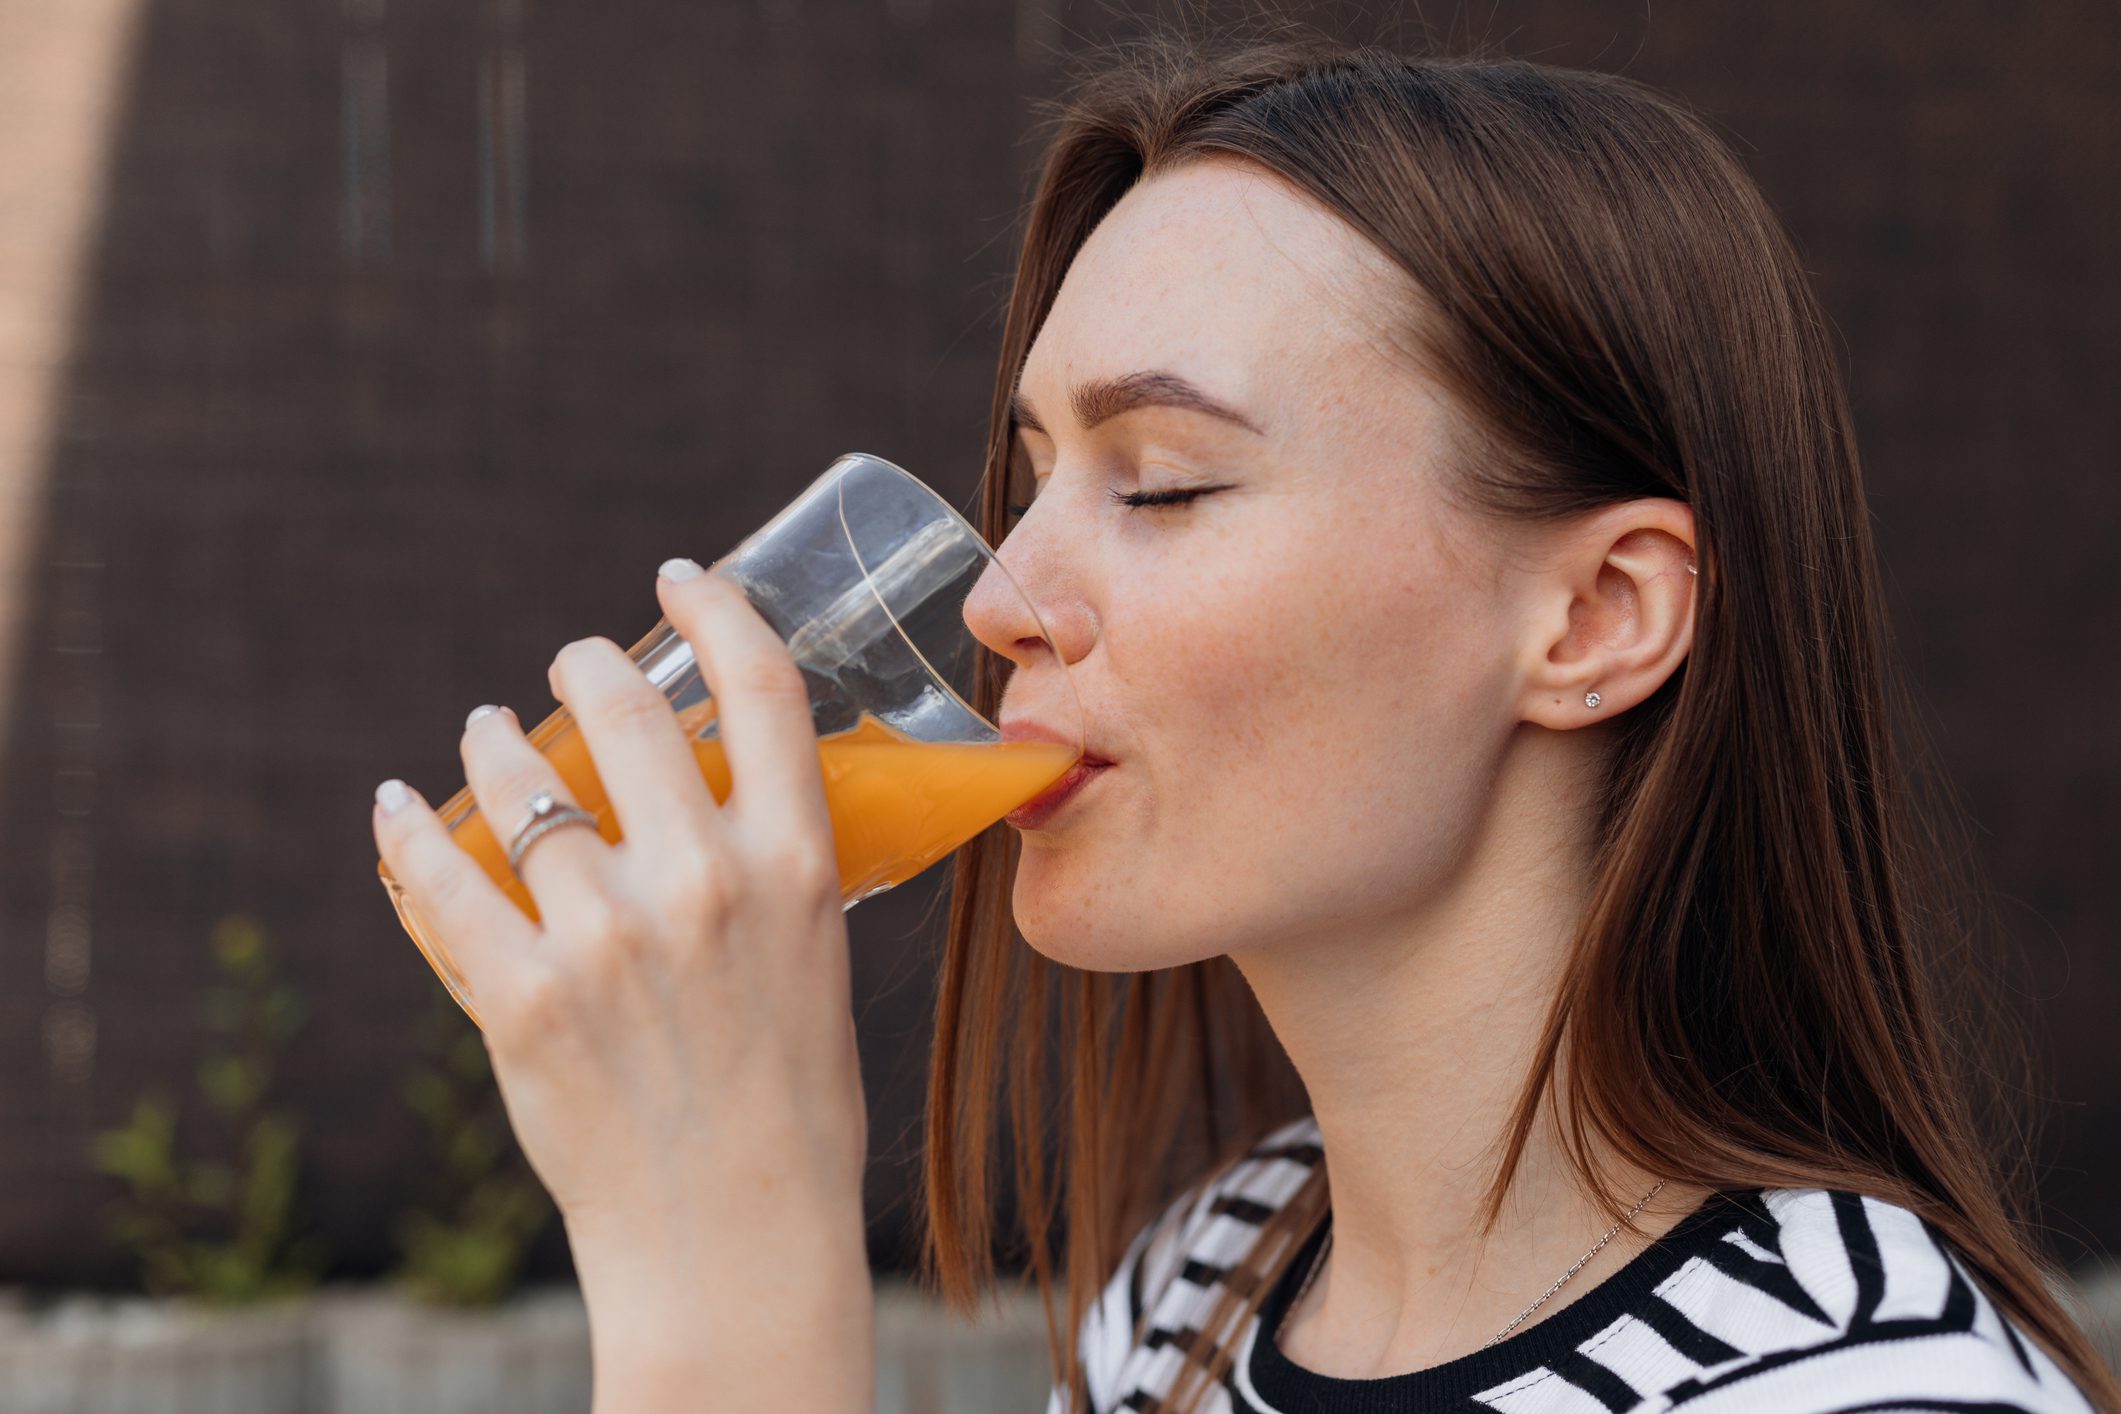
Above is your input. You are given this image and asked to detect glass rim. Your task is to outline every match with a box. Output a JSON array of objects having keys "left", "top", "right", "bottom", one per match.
[{"left": 828, "top": 450, "right": 1084, "bottom": 757}]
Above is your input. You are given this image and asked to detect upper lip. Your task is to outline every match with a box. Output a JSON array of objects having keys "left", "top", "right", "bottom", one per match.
[{"left": 1001, "top": 719, "right": 1113, "bottom": 766}]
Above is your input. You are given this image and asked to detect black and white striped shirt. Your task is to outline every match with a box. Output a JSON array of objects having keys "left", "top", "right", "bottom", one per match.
[{"left": 1048, "top": 1115, "right": 2096, "bottom": 1413}]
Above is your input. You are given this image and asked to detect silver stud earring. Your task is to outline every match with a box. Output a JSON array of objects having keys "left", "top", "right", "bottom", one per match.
[
  {"left": 1585, "top": 691, "right": 1602, "bottom": 709},
  {"left": 1685, "top": 561, "right": 1697, "bottom": 575}
]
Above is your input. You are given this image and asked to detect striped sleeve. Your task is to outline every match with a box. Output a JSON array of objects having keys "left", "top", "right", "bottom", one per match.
[
  {"left": 1044, "top": 1180, "right": 1211, "bottom": 1414},
  {"left": 1657, "top": 1193, "right": 2097, "bottom": 1414}
]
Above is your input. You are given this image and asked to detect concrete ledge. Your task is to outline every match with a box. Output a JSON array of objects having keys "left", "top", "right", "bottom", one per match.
[{"left": 0, "top": 1279, "right": 1057, "bottom": 1414}]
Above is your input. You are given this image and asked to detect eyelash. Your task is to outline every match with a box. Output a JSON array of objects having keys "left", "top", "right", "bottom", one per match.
[{"left": 1004, "top": 487, "right": 1216, "bottom": 517}]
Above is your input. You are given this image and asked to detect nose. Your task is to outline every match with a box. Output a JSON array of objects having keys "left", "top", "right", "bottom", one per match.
[{"left": 961, "top": 510, "right": 1094, "bottom": 676}]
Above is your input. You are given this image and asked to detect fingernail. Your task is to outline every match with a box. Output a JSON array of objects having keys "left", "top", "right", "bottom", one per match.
[
  {"left": 659, "top": 557, "right": 704, "bottom": 582},
  {"left": 465, "top": 704, "right": 501, "bottom": 730},
  {"left": 375, "top": 779, "right": 414, "bottom": 816}
]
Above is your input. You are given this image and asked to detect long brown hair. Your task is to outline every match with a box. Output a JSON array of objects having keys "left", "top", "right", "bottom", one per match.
[{"left": 917, "top": 31, "right": 2120, "bottom": 1412}]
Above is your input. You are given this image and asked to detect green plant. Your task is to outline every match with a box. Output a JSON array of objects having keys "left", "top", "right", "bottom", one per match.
[
  {"left": 90, "top": 913, "right": 327, "bottom": 1303},
  {"left": 390, "top": 995, "right": 553, "bottom": 1307}
]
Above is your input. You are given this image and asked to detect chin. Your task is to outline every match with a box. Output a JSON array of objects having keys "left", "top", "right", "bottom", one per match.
[
  {"left": 1010, "top": 863, "right": 1228, "bottom": 974},
  {"left": 1019, "top": 928, "right": 1153, "bottom": 973}
]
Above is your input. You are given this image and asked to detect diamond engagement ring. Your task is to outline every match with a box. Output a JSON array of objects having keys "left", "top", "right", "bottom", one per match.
[{"left": 505, "top": 789, "right": 601, "bottom": 876}]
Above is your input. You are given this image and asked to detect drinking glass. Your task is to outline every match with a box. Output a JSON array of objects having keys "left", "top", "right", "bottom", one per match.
[{"left": 377, "top": 452, "right": 1080, "bottom": 1023}]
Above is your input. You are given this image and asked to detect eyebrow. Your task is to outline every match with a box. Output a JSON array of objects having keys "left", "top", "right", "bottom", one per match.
[{"left": 1009, "top": 369, "right": 1265, "bottom": 438}]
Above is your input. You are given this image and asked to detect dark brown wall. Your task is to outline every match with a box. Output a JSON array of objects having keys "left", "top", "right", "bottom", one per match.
[{"left": 1, "top": 0, "right": 2114, "bottom": 1286}]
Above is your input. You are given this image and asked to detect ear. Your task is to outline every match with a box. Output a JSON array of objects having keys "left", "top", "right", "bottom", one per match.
[{"left": 1515, "top": 498, "right": 1697, "bottom": 730}]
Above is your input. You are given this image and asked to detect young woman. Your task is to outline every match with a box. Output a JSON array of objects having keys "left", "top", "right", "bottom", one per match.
[{"left": 371, "top": 33, "right": 2118, "bottom": 1414}]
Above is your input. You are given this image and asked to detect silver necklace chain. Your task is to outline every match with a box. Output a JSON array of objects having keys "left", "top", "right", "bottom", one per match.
[
  {"left": 1482, "top": 1179, "right": 1666, "bottom": 1347},
  {"left": 1276, "top": 1179, "right": 1668, "bottom": 1351}
]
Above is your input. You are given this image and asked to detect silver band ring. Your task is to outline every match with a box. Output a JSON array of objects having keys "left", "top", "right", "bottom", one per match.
[{"left": 505, "top": 788, "right": 601, "bottom": 876}]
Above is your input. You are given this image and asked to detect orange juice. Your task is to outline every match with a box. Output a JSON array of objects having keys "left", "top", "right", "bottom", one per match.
[{"left": 378, "top": 701, "right": 1075, "bottom": 1013}]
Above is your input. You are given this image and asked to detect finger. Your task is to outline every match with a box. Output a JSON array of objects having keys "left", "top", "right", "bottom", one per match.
[
  {"left": 546, "top": 633, "right": 727, "bottom": 855},
  {"left": 655, "top": 563, "right": 835, "bottom": 852},
  {"left": 372, "top": 776, "right": 537, "bottom": 1012},
  {"left": 459, "top": 703, "right": 615, "bottom": 931}
]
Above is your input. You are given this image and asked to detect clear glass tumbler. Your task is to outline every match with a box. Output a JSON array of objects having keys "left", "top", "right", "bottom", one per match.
[{"left": 377, "top": 452, "right": 1081, "bottom": 1023}]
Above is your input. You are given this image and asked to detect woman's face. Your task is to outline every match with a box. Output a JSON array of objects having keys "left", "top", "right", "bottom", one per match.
[{"left": 967, "top": 158, "right": 1531, "bottom": 972}]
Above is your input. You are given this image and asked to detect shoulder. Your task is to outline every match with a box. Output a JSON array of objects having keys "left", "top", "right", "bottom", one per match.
[
  {"left": 1648, "top": 1187, "right": 2096, "bottom": 1412},
  {"left": 1050, "top": 1115, "right": 1322, "bottom": 1414},
  {"left": 1118, "top": 1113, "right": 1325, "bottom": 1311},
  {"left": 1147, "top": 1113, "right": 1325, "bottom": 1292}
]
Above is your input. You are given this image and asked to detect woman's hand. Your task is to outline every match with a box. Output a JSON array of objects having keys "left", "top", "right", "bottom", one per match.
[{"left": 370, "top": 560, "right": 873, "bottom": 1413}]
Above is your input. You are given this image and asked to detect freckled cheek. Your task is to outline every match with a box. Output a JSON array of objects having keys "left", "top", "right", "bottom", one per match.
[
  {"left": 1126, "top": 560, "right": 1354, "bottom": 807},
  {"left": 1183, "top": 553, "right": 1463, "bottom": 806}
]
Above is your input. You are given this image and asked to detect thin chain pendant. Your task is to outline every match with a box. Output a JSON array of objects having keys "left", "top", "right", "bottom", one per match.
[{"left": 1483, "top": 1179, "right": 1666, "bottom": 1349}]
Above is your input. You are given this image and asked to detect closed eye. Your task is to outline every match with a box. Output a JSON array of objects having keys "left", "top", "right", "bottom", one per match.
[
  {"left": 1005, "top": 486, "right": 1220, "bottom": 516},
  {"left": 1109, "top": 486, "right": 1218, "bottom": 509}
]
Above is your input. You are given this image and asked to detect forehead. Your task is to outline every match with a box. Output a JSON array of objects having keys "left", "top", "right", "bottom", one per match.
[{"left": 1021, "top": 159, "right": 1402, "bottom": 415}]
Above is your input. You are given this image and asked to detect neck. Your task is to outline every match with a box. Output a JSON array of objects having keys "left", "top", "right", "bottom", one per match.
[{"left": 1227, "top": 723, "right": 1698, "bottom": 1376}]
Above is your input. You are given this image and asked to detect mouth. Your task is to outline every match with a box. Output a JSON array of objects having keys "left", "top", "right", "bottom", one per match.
[
  {"left": 998, "top": 716, "right": 1114, "bottom": 830},
  {"left": 1003, "top": 757, "right": 1114, "bottom": 830}
]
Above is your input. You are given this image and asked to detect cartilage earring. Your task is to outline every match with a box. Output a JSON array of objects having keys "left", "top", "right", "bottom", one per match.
[{"left": 1585, "top": 691, "right": 1602, "bottom": 709}]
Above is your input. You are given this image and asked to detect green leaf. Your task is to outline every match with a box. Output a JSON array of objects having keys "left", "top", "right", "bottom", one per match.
[
  {"left": 445, "top": 1124, "right": 501, "bottom": 1181},
  {"left": 210, "top": 915, "right": 266, "bottom": 975},
  {"left": 185, "top": 1163, "right": 236, "bottom": 1210},
  {"left": 238, "top": 1115, "right": 299, "bottom": 1244},
  {"left": 386, "top": 991, "right": 552, "bottom": 1308},
  {"left": 91, "top": 1098, "right": 180, "bottom": 1191},
  {"left": 404, "top": 1073, "right": 453, "bottom": 1126},
  {"left": 261, "top": 988, "right": 305, "bottom": 1040},
  {"left": 447, "top": 1032, "right": 491, "bottom": 1085},
  {"left": 96, "top": 916, "right": 323, "bottom": 1306},
  {"left": 143, "top": 1244, "right": 199, "bottom": 1297},
  {"left": 199, "top": 1055, "right": 265, "bottom": 1115}
]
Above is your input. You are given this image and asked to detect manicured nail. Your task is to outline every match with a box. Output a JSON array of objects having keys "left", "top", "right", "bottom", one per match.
[
  {"left": 375, "top": 779, "right": 414, "bottom": 816},
  {"left": 465, "top": 704, "right": 501, "bottom": 730},
  {"left": 659, "top": 557, "right": 704, "bottom": 582}
]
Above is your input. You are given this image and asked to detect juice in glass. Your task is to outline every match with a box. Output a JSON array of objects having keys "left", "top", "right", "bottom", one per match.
[{"left": 378, "top": 699, "right": 1076, "bottom": 1016}]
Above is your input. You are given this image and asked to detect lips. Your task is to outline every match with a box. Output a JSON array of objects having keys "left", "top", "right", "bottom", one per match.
[
  {"left": 998, "top": 716, "right": 1113, "bottom": 829},
  {"left": 1004, "top": 757, "right": 1112, "bottom": 829},
  {"left": 999, "top": 718, "right": 1112, "bottom": 766}
]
